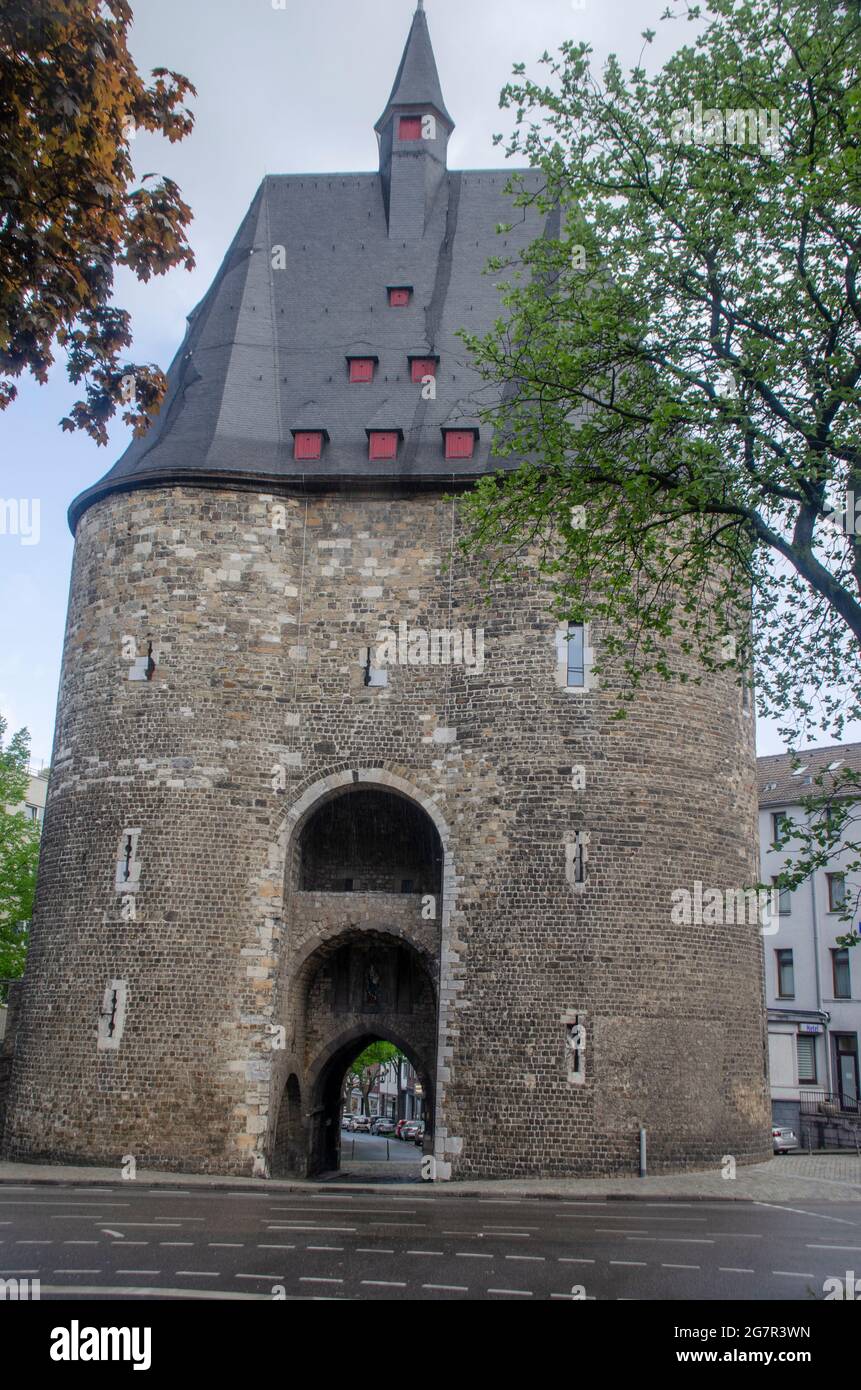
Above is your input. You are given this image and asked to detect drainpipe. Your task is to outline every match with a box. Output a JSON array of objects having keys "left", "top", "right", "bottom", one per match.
[{"left": 809, "top": 864, "right": 833, "bottom": 1095}]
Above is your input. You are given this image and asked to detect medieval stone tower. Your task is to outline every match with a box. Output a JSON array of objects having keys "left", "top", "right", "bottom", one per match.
[{"left": 1, "top": 5, "right": 770, "bottom": 1178}]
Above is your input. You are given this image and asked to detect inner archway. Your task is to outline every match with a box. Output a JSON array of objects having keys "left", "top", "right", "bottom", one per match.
[{"left": 310, "top": 1027, "right": 434, "bottom": 1177}]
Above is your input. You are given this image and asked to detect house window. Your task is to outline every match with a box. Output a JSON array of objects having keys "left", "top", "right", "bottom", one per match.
[
  {"left": 444, "top": 429, "right": 475, "bottom": 460},
  {"left": 796, "top": 1033, "right": 817, "bottom": 1084},
  {"left": 369, "top": 431, "right": 399, "bottom": 461},
  {"left": 348, "top": 358, "right": 376, "bottom": 383},
  {"left": 399, "top": 116, "right": 423, "bottom": 140},
  {"left": 827, "top": 872, "right": 846, "bottom": 912},
  {"left": 772, "top": 876, "right": 791, "bottom": 915},
  {"left": 400, "top": 878, "right": 414, "bottom": 894},
  {"left": 832, "top": 948, "right": 851, "bottom": 999},
  {"left": 293, "top": 431, "right": 323, "bottom": 461},
  {"left": 771, "top": 811, "right": 789, "bottom": 846},
  {"left": 388, "top": 287, "right": 412, "bottom": 307},
  {"left": 410, "top": 358, "right": 437, "bottom": 382},
  {"left": 567, "top": 624, "right": 585, "bottom": 688},
  {"left": 776, "top": 949, "right": 794, "bottom": 999}
]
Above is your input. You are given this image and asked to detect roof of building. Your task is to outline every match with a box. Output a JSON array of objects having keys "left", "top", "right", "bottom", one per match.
[
  {"left": 757, "top": 742, "right": 861, "bottom": 806},
  {"left": 69, "top": 4, "right": 552, "bottom": 532}
]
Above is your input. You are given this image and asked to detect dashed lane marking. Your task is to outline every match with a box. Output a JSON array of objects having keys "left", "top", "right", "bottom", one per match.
[
  {"left": 422, "top": 1284, "right": 468, "bottom": 1292},
  {"left": 487, "top": 1288, "right": 533, "bottom": 1296}
]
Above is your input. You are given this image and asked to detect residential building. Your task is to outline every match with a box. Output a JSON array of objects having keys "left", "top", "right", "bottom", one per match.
[{"left": 759, "top": 743, "right": 861, "bottom": 1135}]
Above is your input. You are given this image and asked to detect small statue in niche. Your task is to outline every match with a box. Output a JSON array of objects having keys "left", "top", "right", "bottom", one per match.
[{"left": 364, "top": 960, "right": 382, "bottom": 1008}]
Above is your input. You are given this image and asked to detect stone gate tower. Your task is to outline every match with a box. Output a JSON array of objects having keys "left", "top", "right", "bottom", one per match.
[{"left": 1, "top": 5, "right": 770, "bottom": 1178}]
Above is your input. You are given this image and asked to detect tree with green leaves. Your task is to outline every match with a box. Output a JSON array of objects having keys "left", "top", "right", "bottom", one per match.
[
  {"left": 0, "top": 719, "right": 41, "bottom": 982},
  {"left": 0, "top": 0, "right": 195, "bottom": 442},
  {"left": 459, "top": 0, "right": 861, "bottom": 917},
  {"left": 342, "top": 1041, "right": 405, "bottom": 1117}
]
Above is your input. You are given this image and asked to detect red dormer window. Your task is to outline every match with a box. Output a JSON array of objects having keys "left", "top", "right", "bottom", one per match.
[
  {"left": 444, "top": 429, "right": 476, "bottom": 461},
  {"left": 369, "top": 431, "right": 399, "bottom": 462},
  {"left": 399, "top": 116, "right": 423, "bottom": 141},
  {"left": 410, "top": 358, "right": 437, "bottom": 383},
  {"left": 348, "top": 358, "right": 376, "bottom": 383},
  {"left": 293, "top": 431, "right": 323, "bottom": 461},
  {"left": 389, "top": 287, "right": 412, "bottom": 307}
]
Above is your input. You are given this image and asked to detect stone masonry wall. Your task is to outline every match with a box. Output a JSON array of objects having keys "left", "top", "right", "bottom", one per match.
[{"left": 1, "top": 484, "right": 770, "bottom": 1177}]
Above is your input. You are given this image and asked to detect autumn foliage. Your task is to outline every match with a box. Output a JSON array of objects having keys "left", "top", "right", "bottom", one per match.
[{"left": 0, "top": 0, "right": 195, "bottom": 442}]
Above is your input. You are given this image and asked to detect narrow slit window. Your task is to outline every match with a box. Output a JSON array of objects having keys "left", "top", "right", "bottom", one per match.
[
  {"left": 567, "top": 624, "right": 585, "bottom": 688},
  {"left": 827, "top": 872, "right": 846, "bottom": 912},
  {"left": 776, "top": 948, "right": 795, "bottom": 999},
  {"left": 796, "top": 1033, "right": 817, "bottom": 1084}
]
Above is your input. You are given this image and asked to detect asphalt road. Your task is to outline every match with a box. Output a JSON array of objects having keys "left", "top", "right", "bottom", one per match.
[{"left": 1, "top": 1182, "right": 859, "bottom": 1300}]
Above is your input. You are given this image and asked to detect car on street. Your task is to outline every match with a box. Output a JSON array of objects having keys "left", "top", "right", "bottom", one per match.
[
  {"left": 401, "top": 1120, "right": 423, "bottom": 1141},
  {"left": 342, "top": 1114, "right": 355, "bottom": 1131},
  {"left": 372, "top": 1117, "right": 397, "bottom": 1135},
  {"left": 772, "top": 1125, "right": 798, "bottom": 1152},
  {"left": 352, "top": 1114, "right": 372, "bottom": 1132}
]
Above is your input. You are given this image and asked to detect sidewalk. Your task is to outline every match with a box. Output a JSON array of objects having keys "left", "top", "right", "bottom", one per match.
[{"left": 0, "top": 1153, "right": 859, "bottom": 1201}]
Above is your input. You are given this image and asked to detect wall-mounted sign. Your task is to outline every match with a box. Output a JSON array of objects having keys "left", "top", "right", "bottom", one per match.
[{"left": 798, "top": 1023, "right": 823, "bottom": 1035}]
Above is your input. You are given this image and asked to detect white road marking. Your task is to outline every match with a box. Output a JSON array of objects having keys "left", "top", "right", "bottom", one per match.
[
  {"left": 755, "top": 1200, "right": 860, "bottom": 1227},
  {"left": 35, "top": 1284, "right": 268, "bottom": 1301},
  {"left": 300, "top": 1277, "right": 343, "bottom": 1285},
  {"left": 806, "top": 1243, "right": 861, "bottom": 1251},
  {"left": 610, "top": 1260, "right": 647, "bottom": 1267},
  {"left": 175, "top": 1270, "right": 219, "bottom": 1277},
  {"left": 406, "top": 1250, "right": 443, "bottom": 1256},
  {"left": 16, "top": 1240, "right": 52, "bottom": 1245},
  {"left": 456, "top": 1252, "right": 492, "bottom": 1259},
  {"left": 361, "top": 1280, "right": 406, "bottom": 1288},
  {"left": 308, "top": 1245, "right": 345, "bottom": 1252},
  {"left": 506, "top": 1255, "right": 544, "bottom": 1262},
  {"left": 258, "top": 1244, "right": 296, "bottom": 1251},
  {"left": 63, "top": 1241, "right": 98, "bottom": 1246},
  {"left": 773, "top": 1270, "right": 815, "bottom": 1278},
  {"left": 662, "top": 1263, "right": 700, "bottom": 1270},
  {"left": 210, "top": 1243, "right": 243, "bottom": 1248},
  {"left": 422, "top": 1283, "right": 468, "bottom": 1292},
  {"left": 267, "top": 1225, "right": 356, "bottom": 1233},
  {"left": 719, "top": 1267, "right": 754, "bottom": 1273},
  {"left": 558, "top": 1257, "right": 595, "bottom": 1264},
  {"left": 355, "top": 1248, "right": 393, "bottom": 1254},
  {"left": 117, "top": 1269, "right": 160, "bottom": 1275},
  {"left": 160, "top": 1241, "right": 194, "bottom": 1247},
  {"left": 236, "top": 1273, "right": 283, "bottom": 1280},
  {"left": 487, "top": 1288, "right": 533, "bottom": 1296},
  {"left": 54, "top": 1269, "right": 101, "bottom": 1274}
]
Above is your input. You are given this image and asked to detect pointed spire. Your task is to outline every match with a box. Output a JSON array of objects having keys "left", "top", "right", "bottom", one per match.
[{"left": 375, "top": 4, "right": 454, "bottom": 135}]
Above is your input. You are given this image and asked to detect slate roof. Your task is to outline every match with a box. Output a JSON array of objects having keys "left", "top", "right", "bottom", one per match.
[
  {"left": 757, "top": 743, "right": 861, "bottom": 807},
  {"left": 69, "top": 5, "right": 552, "bottom": 532}
]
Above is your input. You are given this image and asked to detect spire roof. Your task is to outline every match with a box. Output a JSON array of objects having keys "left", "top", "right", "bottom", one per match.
[{"left": 375, "top": 4, "right": 454, "bottom": 133}]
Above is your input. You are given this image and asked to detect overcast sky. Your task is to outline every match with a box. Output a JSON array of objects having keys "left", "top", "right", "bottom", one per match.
[{"left": 0, "top": 0, "right": 849, "bottom": 765}]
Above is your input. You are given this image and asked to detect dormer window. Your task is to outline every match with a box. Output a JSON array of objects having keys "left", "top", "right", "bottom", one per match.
[
  {"left": 410, "top": 357, "right": 438, "bottom": 383},
  {"left": 293, "top": 430, "right": 324, "bottom": 461},
  {"left": 399, "top": 116, "right": 423, "bottom": 141},
  {"left": 443, "top": 428, "right": 477, "bottom": 461},
  {"left": 388, "top": 286, "right": 412, "bottom": 307},
  {"left": 348, "top": 357, "right": 377, "bottom": 384},
  {"left": 368, "top": 430, "right": 400, "bottom": 461}
]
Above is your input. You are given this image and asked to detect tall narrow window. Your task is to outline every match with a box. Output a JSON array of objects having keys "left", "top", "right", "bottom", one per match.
[
  {"left": 796, "top": 1034, "right": 817, "bottom": 1084},
  {"left": 776, "top": 948, "right": 794, "bottom": 999},
  {"left": 772, "top": 876, "right": 791, "bottom": 915},
  {"left": 827, "top": 872, "right": 846, "bottom": 912},
  {"left": 771, "top": 811, "right": 789, "bottom": 846},
  {"left": 567, "top": 624, "right": 585, "bottom": 688},
  {"left": 832, "top": 948, "right": 851, "bottom": 998}
]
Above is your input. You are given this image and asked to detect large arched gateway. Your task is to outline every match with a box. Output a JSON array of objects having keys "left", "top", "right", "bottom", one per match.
[{"left": 269, "top": 780, "right": 446, "bottom": 1176}]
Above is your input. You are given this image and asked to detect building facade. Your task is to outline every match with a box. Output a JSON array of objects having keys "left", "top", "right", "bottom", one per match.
[
  {"left": 0, "top": 5, "right": 770, "bottom": 1179},
  {"left": 759, "top": 745, "right": 861, "bottom": 1136}
]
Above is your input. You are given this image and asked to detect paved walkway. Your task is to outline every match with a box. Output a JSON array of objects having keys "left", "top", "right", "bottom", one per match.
[{"left": 0, "top": 1153, "right": 859, "bottom": 1201}]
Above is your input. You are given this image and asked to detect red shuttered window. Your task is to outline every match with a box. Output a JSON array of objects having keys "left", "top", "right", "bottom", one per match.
[
  {"left": 369, "top": 431, "right": 399, "bottom": 461},
  {"left": 349, "top": 358, "right": 375, "bottom": 383},
  {"left": 294, "top": 431, "right": 323, "bottom": 461},
  {"left": 389, "top": 287, "right": 411, "bottom": 307},
  {"left": 410, "top": 358, "right": 437, "bottom": 382},
  {"left": 444, "top": 430, "right": 475, "bottom": 461},
  {"left": 399, "top": 116, "right": 423, "bottom": 141}
]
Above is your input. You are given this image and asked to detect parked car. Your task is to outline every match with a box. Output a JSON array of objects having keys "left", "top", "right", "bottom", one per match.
[
  {"left": 352, "top": 1114, "right": 372, "bottom": 1132},
  {"left": 772, "top": 1125, "right": 798, "bottom": 1153},
  {"left": 412, "top": 1122, "right": 426, "bottom": 1146},
  {"left": 395, "top": 1119, "right": 411, "bottom": 1139},
  {"left": 342, "top": 1114, "right": 355, "bottom": 1131},
  {"left": 401, "top": 1120, "right": 422, "bottom": 1141},
  {"left": 373, "top": 1117, "right": 397, "bottom": 1135}
]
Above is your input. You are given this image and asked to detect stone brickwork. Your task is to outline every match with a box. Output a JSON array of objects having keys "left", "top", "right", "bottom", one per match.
[{"left": 0, "top": 483, "right": 771, "bottom": 1177}]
